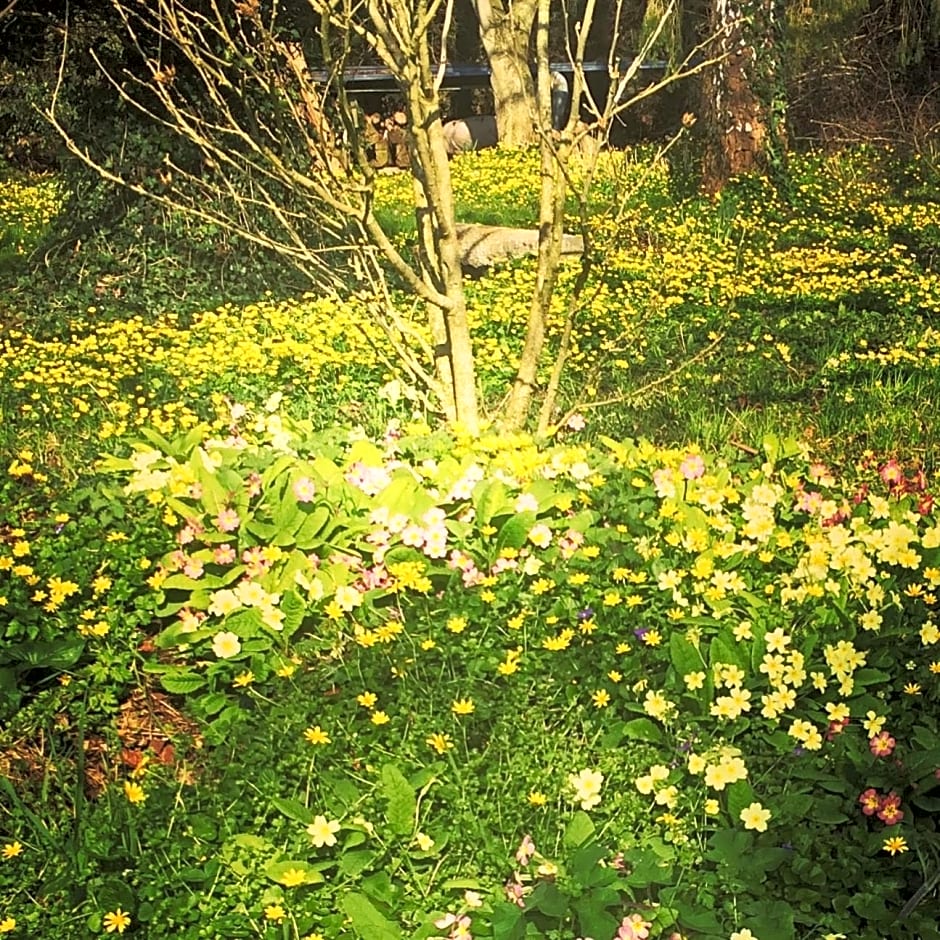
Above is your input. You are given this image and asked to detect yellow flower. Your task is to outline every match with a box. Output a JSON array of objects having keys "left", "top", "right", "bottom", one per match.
[
  {"left": 264, "top": 903, "right": 286, "bottom": 922},
  {"left": 281, "top": 867, "right": 307, "bottom": 887},
  {"left": 356, "top": 691, "right": 378, "bottom": 708},
  {"left": 232, "top": 670, "right": 254, "bottom": 688},
  {"left": 684, "top": 671, "right": 706, "bottom": 690},
  {"left": 883, "top": 835, "right": 908, "bottom": 855},
  {"left": 862, "top": 710, "right": 886, "bottom": 739},
  {"left": 528, "top": 791, "right": 547, "bottom": 806},
  {"left": 414, "top": 832, "right": 435, "bottom": 851},
  {"left": 1, "top": 842, "right": 22, "bottom": 860},
  {"left": 446, "top": 616, "right": 467, "bottom": 634},
  {"left": 306, "top": 815, "right": 341, "bottom": 847},
  {"left": 451, "top": 698, "right": 475, "bottom": 715},
  {"left": 0, "top": 916, "right": 15, "bottom": 933},
  {"left": 303, "top": 725, "right": 331, "bottom": 745},
  {"left": 103, "top": 908, "right": 132, "bottom": 934},
  {"left": 591, "top": 689, "right": 611, "bottom": 708},
  {"left": 739, "top": 802, "right": 772, "bottom": 832},
  {"left": 370, "top": 711, "right": 390, "bottom": 725},
  {"left": 426, "top": 732, "right": 454, "bottom": 754},
  {"left": 123, "top": 781, "right": 146, "bottom": 804}
]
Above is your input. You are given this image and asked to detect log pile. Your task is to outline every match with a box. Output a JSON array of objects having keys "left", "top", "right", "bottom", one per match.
[{"left": 363, "top": 111, "right": 411, "bottom": 170}]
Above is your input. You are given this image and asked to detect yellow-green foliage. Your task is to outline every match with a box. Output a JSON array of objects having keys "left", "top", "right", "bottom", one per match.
[
  {"left": 0, "top": 173, "right": 60, "bottom": 252},
  {"left": 0, "top": 296, "right": 385, "bottom": 442},
  {"left": 4, "top": 146, "right": 940, "bottom": 456}
]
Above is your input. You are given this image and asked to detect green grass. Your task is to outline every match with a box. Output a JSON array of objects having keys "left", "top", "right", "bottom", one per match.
[{"left": 2, "top": 145, "right": 940, "bottom": 939}]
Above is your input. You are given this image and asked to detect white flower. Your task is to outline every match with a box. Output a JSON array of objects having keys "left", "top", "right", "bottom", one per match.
[
  {"left": 211, "top": 631, "right": 241, "bottom": 659},
  {"left": 306, "top": 815, "right": 340, "bottom": 847},
  {"left": 568, "top": 768, "right": 603, "bottom": 810}
]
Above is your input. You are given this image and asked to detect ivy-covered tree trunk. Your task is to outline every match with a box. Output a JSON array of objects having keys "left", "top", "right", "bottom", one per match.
[
  {"left": 699, "top": 0, "right": 787, "bottom": 194},
  {"left": 472, "top": 0, "right": 539, "bottom": 146}
]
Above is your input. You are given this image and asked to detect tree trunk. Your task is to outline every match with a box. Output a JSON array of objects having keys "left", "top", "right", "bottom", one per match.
[
  {"left": 403, "top": 70, "right": 481, "bottom": 434},
  {"left": 699, "top": 0, "right": 787, "bottom": 195},
  {"left": 472, "top": 0, "right": 539, "bottom": 146},
  {"left": 502, "top": 0, "right": 566, "bottom": 428}
]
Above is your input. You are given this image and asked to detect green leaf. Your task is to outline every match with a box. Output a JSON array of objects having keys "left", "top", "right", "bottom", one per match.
[
  {"left": 710, "top": 634, "right": 747, "bottom": 670},
  {"left": 342, "top": 893, "right": 401, "bottom": 940},
  {"left": 380, "top": 763, "right": 416, "bottom": 837},
  {"left": 1, "top": 637, "right": 85, "bottom": 669},
  {"left": 570, "top": 842, "right": 608, "bottom": 884},
  {"left": 490, "top": 901, "right": 525, "bottom": 940},
  {"left": 375, "top": 472, "right": 433, "bottom": 518},
  {"left": 495, "top": 512, "right": 535, "bottom": 553},
  {"left": 159, "top": 671, "right": 206, "bottom": 694},
  {"left": 473, "top": 479, "right": 511, "bottom": 525},
  {"left": 563, "top": 811, "right": 595, "bottom": 849},
  {"left": 530, "top": 881, "right": 568, "bottom": 918},
  {"left": 621, "top": 717, "right": 664, "bottom": 743},
  {"left": 812, "top": 796, "right": 849, "bottom": 824},
  {"left": 294, "top": 505, "right": 332, "bottom": 549},
  {"left": 279, "top": 589, "right": 307, "bottom": 637},
  {"left": 270, "top": 797, "right": 313, "bottom": 825},
  {"left": 339, "top": 850, "right": 376, "bottom": 878},
  {"left": 669, "top": 632, "right": 704, "bottom": 677},
  {"left": 677, "top": 906, "right": 723, "bottom": 933},
  {"left": 573, "top": 901, "right": 619, "bottom": 940},
  {"left": 725, "top": 779, "right": 756, "bottom": 822}
]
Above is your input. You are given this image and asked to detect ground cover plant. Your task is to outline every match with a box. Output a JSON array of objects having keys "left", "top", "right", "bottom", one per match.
[{"left": 1, "top": 147, "right": 940, "bottom": 939}]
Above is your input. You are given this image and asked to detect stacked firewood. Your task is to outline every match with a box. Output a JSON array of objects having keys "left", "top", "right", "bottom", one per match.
[{"left": 362, "top": 111, "right": 411, "bottom": 169}]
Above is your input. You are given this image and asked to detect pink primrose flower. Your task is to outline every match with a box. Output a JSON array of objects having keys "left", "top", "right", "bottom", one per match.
[
  {"left": 293, "top": 477, "right": 316, "bottom": 502},
  {"left": 877, "top": 792, "right": 904, "bottom": 825},
  {"left": 869, "top": 731, "right": 896, "bottom": 758},
  {"left": 617, "top": 913, "right": 652, "bottom": 940},
  {"left": 216, "top": 508, "right": 241, "bottom": 533},
  {"left": 515, "top": 835, "right": 535, "bottom": 866},
  {"left": 679, "top": 453, "right": 705, "bottom": 480}
]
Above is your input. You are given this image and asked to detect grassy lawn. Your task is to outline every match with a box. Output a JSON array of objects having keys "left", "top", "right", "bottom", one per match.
[{"left": 1, "top": 147, "right": 939, "bottom": 940}]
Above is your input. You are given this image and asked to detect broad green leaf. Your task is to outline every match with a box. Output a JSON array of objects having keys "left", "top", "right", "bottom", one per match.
[
  {"left": 374, "top": 472, "right": 433, "bottom": 518},
  {"left": 342, "top": 891, "right": 401, "bottom": 940},
  {"left": 570, "top": 842, "right": 607, "bottom": 883},
  {"left": 472, "top": 479, "right": 511, "bottom": 525},
  {"left": 710, "top": 634, "right": 747, "bottom": 671},
  {"left": 621, "top": 717, "right": 664, "bottom": 743},
  {"left": 530, "top": 881, "right": 567, "bottom": 918},
  {"left": 270, "top": 797, "right": 313, "bottom": 824},
  {"left": 339, "top": 849, "right": 376, "bottom": 878},
  {"left": 563, "top": 811, "right": 595, "bottom": 849},
  {"left": 294, "top": 505, "right": 332, "bottom": 549},
  {"left": 279, "top": 589, "right": 307, "bottom": 637},
  {"left": 380, "top": 763, "right": 416, "bottom": 837},
  {"left": 2, "top": 637, "right": 85, "bottom": 670},
  {"left": 490, "top": 901, "right": 525, "bottom": 940},
  {"left": 669, "top": 632, "right": 704, "bottom": 677},
  {"left": 725, "top": 779, "right": 757, "bottom": 822},
  {"left": 495, "top": 511, "right": 535, "bottom": 553},
  {"left": 573, "top": 901, "right": 618, "bottom": 940},
  {"left": 159, "top": 671, "right": 206, "bottom": 695}
]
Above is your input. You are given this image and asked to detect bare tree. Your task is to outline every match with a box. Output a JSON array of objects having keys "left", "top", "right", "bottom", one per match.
[
  {"left": 471, "top": 0, "right": 538, "bottom": 146},
  {"left": 48, "top": 0, "right": 711, "bottom": 433}
]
